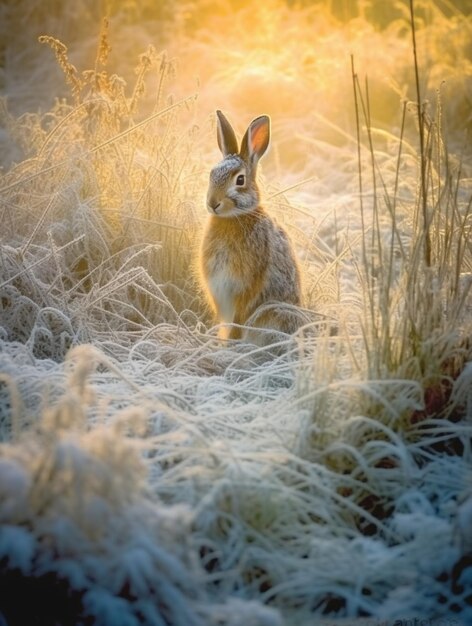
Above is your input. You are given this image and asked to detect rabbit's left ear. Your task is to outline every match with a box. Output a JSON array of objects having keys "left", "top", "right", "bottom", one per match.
[
  {"left": 216, "top": 110, "right": 239, "bottom": 156},
  {"left": 240, "top": 115, "right": 270, "bottom": 165}
]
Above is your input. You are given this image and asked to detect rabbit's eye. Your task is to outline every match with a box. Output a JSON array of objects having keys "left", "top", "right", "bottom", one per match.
[{"left": 236, "top": 174, "right": 245, "bottom": 186}]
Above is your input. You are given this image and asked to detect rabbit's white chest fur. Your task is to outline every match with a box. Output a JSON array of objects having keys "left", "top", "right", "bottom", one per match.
[{"left": 208, "top": 267, "right": 239, "bottom": 323}]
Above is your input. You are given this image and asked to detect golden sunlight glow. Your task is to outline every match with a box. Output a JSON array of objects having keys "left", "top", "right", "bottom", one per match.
[
  {"left": 141, "top": 0, "right": 469, "bottom": 174},
  {"left": 5, "top": 0, "right": 469, "bottom": 177}
]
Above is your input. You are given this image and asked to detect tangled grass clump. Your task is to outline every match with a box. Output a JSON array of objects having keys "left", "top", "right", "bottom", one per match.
[{"left": 1, "top": 23, "right": 206, "bottom": 362}]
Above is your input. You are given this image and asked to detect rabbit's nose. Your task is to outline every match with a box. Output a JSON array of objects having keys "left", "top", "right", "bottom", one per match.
[{"left": 208, "top": 200, "right": 223, "bottom": 214}]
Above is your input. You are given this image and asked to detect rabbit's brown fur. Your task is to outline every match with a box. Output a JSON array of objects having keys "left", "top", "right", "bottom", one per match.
[{"left": 200, "top": 110, "right": 301, "bottom": 344}]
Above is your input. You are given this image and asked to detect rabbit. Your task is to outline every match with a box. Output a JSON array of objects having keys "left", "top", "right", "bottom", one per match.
[{"left": 199, "top": 109, "right": 302, "bottom": 346}]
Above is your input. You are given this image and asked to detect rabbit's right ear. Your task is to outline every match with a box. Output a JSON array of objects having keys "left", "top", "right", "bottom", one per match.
[
  {"left": 240, "top": 115, "right": 270, "bottom": 166},
  {"left": 216, "top": 110, "right": 239, "bottom": 157}
]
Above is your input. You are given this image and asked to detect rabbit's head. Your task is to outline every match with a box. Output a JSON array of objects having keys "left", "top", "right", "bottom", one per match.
[{"left": 206, "top": 110, "right": 270, "bottom": 217}]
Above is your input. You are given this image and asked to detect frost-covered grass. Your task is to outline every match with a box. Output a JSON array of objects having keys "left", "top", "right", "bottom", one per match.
[{"left": 1, "top": 1, "right": 472, "bottom": 625}]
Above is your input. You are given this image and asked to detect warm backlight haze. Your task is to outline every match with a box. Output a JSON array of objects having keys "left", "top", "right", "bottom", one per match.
[{"left": 3, "top": 0, "right": 471, "bottom": 172}]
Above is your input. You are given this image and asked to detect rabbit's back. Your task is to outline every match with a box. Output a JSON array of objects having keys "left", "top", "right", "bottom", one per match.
[{"left": 262, "top": 221, "right": 301, "bottom": 306}]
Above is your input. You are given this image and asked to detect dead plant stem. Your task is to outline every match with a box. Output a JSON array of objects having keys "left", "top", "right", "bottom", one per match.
[{"left": 409, "top": 0, "right": 431, "bottom": 267}]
